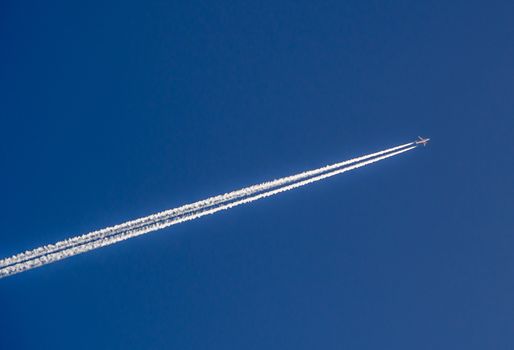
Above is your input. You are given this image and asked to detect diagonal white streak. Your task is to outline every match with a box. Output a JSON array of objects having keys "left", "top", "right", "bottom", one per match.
[
  {"left": 0, "top": 145, "right": 416, "bottom": 278},
  {"left": 0, "top": 142, "right": 413, "bottom": 269}
]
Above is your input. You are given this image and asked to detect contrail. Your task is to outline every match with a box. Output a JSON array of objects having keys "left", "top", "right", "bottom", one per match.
[
  {"left": 0, "top": 145, "right": 416, "bottom": 278},
  {"left": 0, "top": 142, "right": 413, "bottom": 269}
]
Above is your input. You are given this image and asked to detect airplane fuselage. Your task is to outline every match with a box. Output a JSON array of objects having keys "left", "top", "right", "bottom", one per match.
[{"left": 415, "top": 136, "right": 430, "bottom": 146}]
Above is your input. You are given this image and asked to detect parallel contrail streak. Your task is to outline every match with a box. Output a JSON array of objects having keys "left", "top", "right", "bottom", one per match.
[
  {"left": 0, "top": 142, "right": 413, "bottom": 269},
  {"left": 0, "top": 145, "right": 415, "bottom": 278}
]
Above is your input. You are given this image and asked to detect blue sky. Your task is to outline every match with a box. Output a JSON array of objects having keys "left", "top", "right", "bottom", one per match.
[{"left": 1, "top": 1, "right": 513, "bottom": 349}]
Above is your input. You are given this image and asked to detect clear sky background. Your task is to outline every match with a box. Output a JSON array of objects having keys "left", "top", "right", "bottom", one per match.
[{"left": 1, "top": 1, "right": 513, "bottom": 349}]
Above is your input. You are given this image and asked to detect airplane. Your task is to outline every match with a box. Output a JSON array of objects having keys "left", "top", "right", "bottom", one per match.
[{"left": 415, "top": 136, "right": 430, "bottom": 146}]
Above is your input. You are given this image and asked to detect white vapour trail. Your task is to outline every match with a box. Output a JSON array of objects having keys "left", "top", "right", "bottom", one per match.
[
  {"left": 0, "top": 146, "right": 416, "bottom": 278},
  {"left": 0, "top": 142, "right": 414, "bottom": 269}
]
